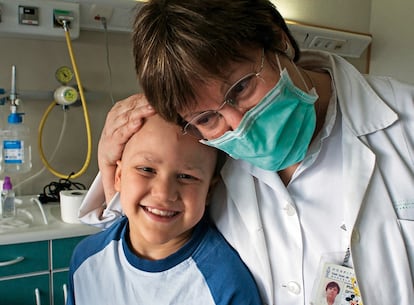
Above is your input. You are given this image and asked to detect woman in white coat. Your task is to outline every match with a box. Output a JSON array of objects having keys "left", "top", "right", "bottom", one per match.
[{"left": 80, "top": 1, "right": 414, "bottom": 304}]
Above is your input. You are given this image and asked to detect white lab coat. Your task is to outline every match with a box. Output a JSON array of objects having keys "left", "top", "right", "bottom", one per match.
[
  {"left": 79, "top": 51, "right": 414, "bottom": 305},
  {"left": 209, "top": 51, "right": 414, "bottom": 305}
]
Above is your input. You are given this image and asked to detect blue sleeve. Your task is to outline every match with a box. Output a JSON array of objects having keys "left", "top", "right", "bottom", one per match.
[{"left": 193, "top": 225, "right": 262, "bottom": 305}]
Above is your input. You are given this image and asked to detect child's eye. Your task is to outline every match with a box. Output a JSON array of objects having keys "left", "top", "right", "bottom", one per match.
[
  {"left": 177, "top": 173, "right": 198, "bottom": 182},
  {"left": 137, "top": 167, "right": 156, "bottom": 175}
]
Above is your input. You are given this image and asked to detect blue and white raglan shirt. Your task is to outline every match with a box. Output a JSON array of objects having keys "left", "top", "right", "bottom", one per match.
[{"left": 67, "top": 216, "right": 262, "bottom": 305}]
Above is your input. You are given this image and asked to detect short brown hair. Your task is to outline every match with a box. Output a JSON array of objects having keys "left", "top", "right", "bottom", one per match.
[
  {"left": 132, "top": 0, "right": 300, "bottom": 123},
  {"left": 326, "top": 281, "right": 340, "bottom": 293}
]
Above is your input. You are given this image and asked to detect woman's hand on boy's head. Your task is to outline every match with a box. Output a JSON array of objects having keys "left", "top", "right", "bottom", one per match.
[
  {"left": 98, "top": 93, "right": 156, "bottom": 170},
  {"left": 98, "top": 94, "right": 156, "bottom": 202}
]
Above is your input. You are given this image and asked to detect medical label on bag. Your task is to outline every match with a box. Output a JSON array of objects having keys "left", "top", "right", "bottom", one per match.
[
  {"left": 311, "top": 263, "right": 363, "bottom": 305},
  {"left": 3, "top": 140, "right": 24, "bottom": 164}
]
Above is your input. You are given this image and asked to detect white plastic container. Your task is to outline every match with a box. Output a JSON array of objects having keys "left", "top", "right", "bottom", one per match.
[{"left": 2, "top": 112, "right": 32, "bottom": 173}]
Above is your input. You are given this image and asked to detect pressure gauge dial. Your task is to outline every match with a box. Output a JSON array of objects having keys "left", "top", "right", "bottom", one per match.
[
  {"left": 54, "top": 86, "right": 79, "bottom": 105},
  {"left": 55, "top": 66, "right": 74, "bottom": 84}
]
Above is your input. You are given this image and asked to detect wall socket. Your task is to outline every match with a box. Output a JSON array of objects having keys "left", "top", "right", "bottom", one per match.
[{"left": 89, "top": 4, "right": 113, "bottom": 22}]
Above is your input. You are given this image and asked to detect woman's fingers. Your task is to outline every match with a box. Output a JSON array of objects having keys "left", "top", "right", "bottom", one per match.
[{"left": 98, "top": 94, "right": 156, "bottom": 169}]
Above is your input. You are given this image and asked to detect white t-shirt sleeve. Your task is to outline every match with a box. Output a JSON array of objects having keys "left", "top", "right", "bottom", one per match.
[{"left": 78, "top": 172, "right": 123, "bottom": 229}]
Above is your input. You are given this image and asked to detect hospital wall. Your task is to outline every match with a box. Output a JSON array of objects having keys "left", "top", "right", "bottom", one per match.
[
  {"left": 0, "top": 31, "right": 138, "bottom": 195},
  {"left": 369, "top": 0, "right": 414, "bottom": 83},
  {"left": 0, "top": 0, "right": 413, "bottom": 196},
  {"left": 276, "top": 0, "right": 414, "bottom": 84}
]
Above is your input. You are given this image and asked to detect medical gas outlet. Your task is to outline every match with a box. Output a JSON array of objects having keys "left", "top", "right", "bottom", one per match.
[
  {"left": 54, "top": 86, "right": 78, "bottom": 106},
  {"left": 0, "top": 0, "right": 79, "bottom": 40},
  {"left": 54, "top": 66, "right": 78, "bottom": 106}
]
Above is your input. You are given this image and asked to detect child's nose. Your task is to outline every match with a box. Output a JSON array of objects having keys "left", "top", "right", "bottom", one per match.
[{"left": 151, "top": 177, "right": 179, "bottom": 203}]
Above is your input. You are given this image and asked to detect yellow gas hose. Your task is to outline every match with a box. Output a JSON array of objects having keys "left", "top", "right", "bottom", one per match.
[{"left": 38, "top": 24, "right": 92, "bottom": 179}]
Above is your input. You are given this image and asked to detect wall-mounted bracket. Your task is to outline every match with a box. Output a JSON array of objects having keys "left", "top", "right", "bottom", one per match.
[{"left": 286, "top": 20, "right": 372, "bottom": 58}]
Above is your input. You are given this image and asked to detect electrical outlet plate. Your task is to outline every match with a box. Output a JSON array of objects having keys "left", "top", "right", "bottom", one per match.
[
  {"left": 89, "top": 4, "right": 113, "bottom": 22},
  {"left": 0, "top": 0, "right": 79, "bottom": 39},
  {"left": 287, "top": 20, "right": 372, "bottom": 58}
]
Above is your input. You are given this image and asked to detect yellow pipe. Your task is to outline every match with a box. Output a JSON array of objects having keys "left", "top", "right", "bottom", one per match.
[{"left": 38, "top": 26, "right": 92, "bottom": 179}]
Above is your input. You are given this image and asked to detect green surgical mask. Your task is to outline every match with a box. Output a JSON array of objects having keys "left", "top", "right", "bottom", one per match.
[{"left": 202, "top": 68, "right": 318, "bottom": 171}]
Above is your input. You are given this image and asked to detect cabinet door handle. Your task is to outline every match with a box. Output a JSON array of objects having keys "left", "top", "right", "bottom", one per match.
[
  {"left": 0, "top": 256, "right": 24, "bottom": 267},
  {"left": 35, "top": 288, "right": 42, "bottom": 305},
  {"left": 63, "top": 283, "right": 68, "bottom": 305}
]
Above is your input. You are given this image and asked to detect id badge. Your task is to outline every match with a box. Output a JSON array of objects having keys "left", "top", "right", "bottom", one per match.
[{"left": 311, "top": 262, "right": 363, "bottom": 305}]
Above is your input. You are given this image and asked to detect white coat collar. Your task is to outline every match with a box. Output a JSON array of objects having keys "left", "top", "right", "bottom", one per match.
[{"left": 298, "top": 50, "right": 398, "bottom": 136}]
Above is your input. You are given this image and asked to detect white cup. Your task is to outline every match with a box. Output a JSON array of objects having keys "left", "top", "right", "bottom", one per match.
[{"left": 59, "top": 190, "right": 88, "bottom": 224}]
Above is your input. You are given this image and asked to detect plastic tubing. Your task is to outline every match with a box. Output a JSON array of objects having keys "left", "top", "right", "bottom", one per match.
[{"left": 38, "top": 23, "right": 92, "bottom": 179}]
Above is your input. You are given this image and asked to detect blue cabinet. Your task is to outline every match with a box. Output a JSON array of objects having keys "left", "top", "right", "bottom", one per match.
[
  {"left": 0, "top": 241, "right": 49, "bottom": 277},
  {"left": 52, "top": 270, "right": 69, "bottom": 305},
  {"left": 51, "top": 236, "right": 87, "bottom": 305},
  {"left": 0, "top": 236, "right": 88, "bottom": 305},
  {"left": 0, "top": 274, "right": 49, "bottom": 305}
]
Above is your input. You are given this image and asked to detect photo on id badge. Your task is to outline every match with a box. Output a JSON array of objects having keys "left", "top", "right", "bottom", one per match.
[{"left": 312, "top": 263, "right": 363, "bottom": 305}]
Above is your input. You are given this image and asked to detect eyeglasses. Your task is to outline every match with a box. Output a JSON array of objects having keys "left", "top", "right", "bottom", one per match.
[{"left": 182, "top": 50, "right": 265, "bottom": 140}]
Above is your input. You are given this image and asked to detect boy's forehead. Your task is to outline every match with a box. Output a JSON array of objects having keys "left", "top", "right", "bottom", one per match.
[
  {"left": 123, "top": 116, "right": 217, "bottom": 173},
  {"left": 125, "top": 115, "right": 201, "bottom": 151},
  {"left": 145, "top": 114, "right": 178, "bottom": 131},
  {"left": 131, "top": 115, "right": 180, "bottom": 140},
  {"left": 125, "top": 117, "right": 173, "bottom": 145}
]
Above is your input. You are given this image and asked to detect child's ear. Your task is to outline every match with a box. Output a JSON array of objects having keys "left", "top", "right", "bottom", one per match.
[
  {"left": 205, "top": 176, "right": 221, "bottom": 205},
  {"left": 114, "top": 160, "right": 122, "bottom": 192}
]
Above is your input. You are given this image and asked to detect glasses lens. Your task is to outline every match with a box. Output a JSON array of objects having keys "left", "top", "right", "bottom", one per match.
[
  {"left": 193, "top": 111, "right": 221, "bottom": 127},
  {"left": 183, "top": 123, "right": 204, "bottom": 139},
  {"left": 224, "top": 73, "right": 257, "bottom": 108},
  {"left": 184, "top": 111, "right": 224, "bottom": 139}
]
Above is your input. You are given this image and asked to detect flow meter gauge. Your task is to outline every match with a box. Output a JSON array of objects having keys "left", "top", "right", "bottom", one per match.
[
  {"left": 54, "top": 86, "right": 78, "bottom": 105},
  {"left": 55, "top": 66, "right": 74, "bottom": 84}
]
